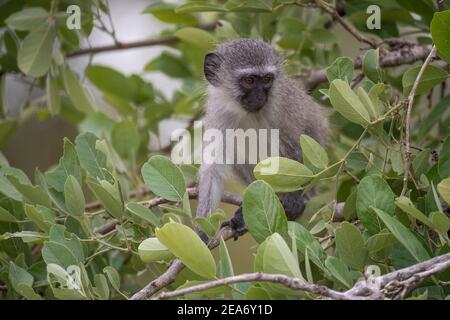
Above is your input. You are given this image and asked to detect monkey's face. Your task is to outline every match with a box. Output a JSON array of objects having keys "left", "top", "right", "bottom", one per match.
[
  {"left": 204, "top": 39, "right": 281, "bottom": 113},
  {"left": 237, "top": 73, "right": 274, "bottom": 112}
]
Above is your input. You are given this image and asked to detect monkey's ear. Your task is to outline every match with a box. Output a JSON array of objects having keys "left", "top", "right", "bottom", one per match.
[{"left": 204, "top": 52, "right": 222, "bottom": 86}]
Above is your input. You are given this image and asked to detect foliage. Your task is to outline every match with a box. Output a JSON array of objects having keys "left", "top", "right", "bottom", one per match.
[{"left": 0, "top": 0, "right": 450, "bottom": 300}]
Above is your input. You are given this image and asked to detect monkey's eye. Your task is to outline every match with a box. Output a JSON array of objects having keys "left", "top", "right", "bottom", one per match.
[
  {"left": 262, "top": 74, "right": 273, "bottom": 84},
  {"left": 241, "top": 76, "right": 255, "bottom": 86}
]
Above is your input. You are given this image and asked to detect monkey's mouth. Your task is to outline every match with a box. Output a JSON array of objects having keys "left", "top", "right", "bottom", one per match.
[{"left": 241, "top": 96, "right": 267, "bottom": 112}]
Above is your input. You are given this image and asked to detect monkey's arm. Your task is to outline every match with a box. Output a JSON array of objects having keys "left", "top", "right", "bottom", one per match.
[{"left": 196, "top": 163, "right": 224, "bottom": 218}]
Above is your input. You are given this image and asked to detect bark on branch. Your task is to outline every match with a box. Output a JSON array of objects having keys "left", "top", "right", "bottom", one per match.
[
  {"left": 304, "top": 44, "right": 434, "bottom": 91},
  {"left": 152, "top": 252, "right": 450, "bottom": 300},
  {"left": 68, "top": 23, "right": 216, "bottom": 57}
]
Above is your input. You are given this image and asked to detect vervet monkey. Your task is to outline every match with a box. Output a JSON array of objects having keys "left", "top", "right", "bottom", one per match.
[{"left": 197, "top": 39, "right": 329, "bottom": 238}]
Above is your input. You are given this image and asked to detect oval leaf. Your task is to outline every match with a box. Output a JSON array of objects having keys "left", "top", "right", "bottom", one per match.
[{"left": 155, "top": 222, "right": 216, "bottom": 279}]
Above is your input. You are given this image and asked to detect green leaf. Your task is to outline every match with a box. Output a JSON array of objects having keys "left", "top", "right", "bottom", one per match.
[
  {"left": 402, "top": 65, "right": 448, "bottom": 96},
  {"left": 145, "top": 52, "right": 193, "bottom": 78},
  {"left": 438, "top": 178, "right": 450, "bottom": 204},
  {"left": 0, "top": 206, "right": 17, "bottom": 222},
  {"left": 94, "top": 274, "right": 109, "bottom": 300},
  {"left": 262, "top": 233, "right": 303, "bottom": 279},
  {"left": 418, "top": 94, "right": 450, "bottom": 141},
  {"left": 431, "top": 10, "right": 450, "bottom": 58},
  {"left": 46, "top": 73, "right": 61, "bottom": 115},
  {"left": 7, "top": 175, "right": 51, "bottom": 207},
  {"left": 174, "top": 27, "right": 216, "bottom": 51},
  {"left": 430, "top": 211, "right": 450, "bottom": 235},
  {"left": 300, "top": 134, "right": 329, "bottom": 170},
  {"left": 103, "top": 266, "right": 121, "bottom": 293},
  {"left": 326, "top": 57, "right": 354, "bottom": 83},
  {"left": 373, "top": 208, "right": 430, "bottom": 262},
  {"left": 138, "top": 237, "right": 173, "bottom": 262},
  {"left": 42, "top": 241, "right": 79, "bottom": 268},
  {"left": 64, "top": 175, "right": 85, "bottom": 217},
  {"left": 356, "top": 175, "right": 396, "bottom": 234},
  {"left": 194, "top": 216, "right": 216, "bottom": 237},
  {"left": 288, "top": 222, "right": 326, "bottom": 269},
  {"left": 175, "top": 1, "right": 226, "bottom": 13},
  {"left": 156, "top": 222, "right": 216, "bottom": 279},
  {"left": 126, "top": 202, "right": 161, "bottom": 227},
  {"left": 63, "top": 67, "right": 97, "bottom": 114},
  {"left": 225, "top": 0, "right": 272, "bottom": 12},
  {"left": 9, "top": 262, "right": 42, "bottom": 300},
  {"left": 254, "top": 157, "right": 313, "bottom": 192},
  {"left": 218, "top": 238, "right": 234, "bottom": 278},
  {"left": 335, "top": 222, "right": 367, "bottom": 271},
  {"left": 362, "top": 48, "right": 382, "bottom": 83},
  {"left": 395, "top": 196, "right": 433, "bottom": 228},
  {"left": 143, "top": 2, "right": 197, "bottom": 24},
  {"left": 346, "top": 156, "right": 368, "bottom": 178},
  {"left": 356, "top": 87, "right": 379, "bottom": 121},
  {"left": 324, "top": 256, "right": 353, "bottom": 288},
  {"left": 87, "top": 180, "right": 123, "bottom": 219},
  {"left": 309, "top": 28, "right": 336, "bottom": 44},
  {"left": 18, "top": 25, "right": 55, "bottom": 77},
  {"left": 243, "top": 181, "right": 287, "bottom": 243},
  {"left": 0, "top": 167, "right": 30, "bottom": 201},
  {"left": 24, "top": 204, "right": 55, "bottom": 232},
  {"left": 86, "top": 65, "right": 134, "bottom": 101},
  {"left": 111, "top": 120, "right": 140, "bottom": 158},
  {"left": 5, "top": 7, "right": 48, "bottom": 31},
  {"left": 439, "top": 135, "right": 450, "bottom": 179},
  {"left": 75, "top": 132, "right": 107, "bottom": 180},
  {"left": 141, "top": 155, "right": 186, "bottom": 202},
  {"left": 46, "top": 138, "right": 81, "bottom": 192},
  {"left": 329, "top": 79, "right": 371, "bottom": 126},
  {"left": 366, "top": 230, "right": 397, "bottom": 260}
]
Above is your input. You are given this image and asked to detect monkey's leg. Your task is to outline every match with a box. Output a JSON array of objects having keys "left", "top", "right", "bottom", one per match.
[
  {"left": 221, "top": 191, "right": 314, "bottom": 240},
  {"left": 221, "top": 207, "right": 247, "bottom": 240},
  {"left": 280, "top": 191, "right": 314, "bottom": 220}
]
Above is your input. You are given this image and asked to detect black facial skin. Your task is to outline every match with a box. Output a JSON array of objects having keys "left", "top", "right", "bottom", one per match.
[{"left": 238, "top": 73, "right": 274, "bottom": 112}]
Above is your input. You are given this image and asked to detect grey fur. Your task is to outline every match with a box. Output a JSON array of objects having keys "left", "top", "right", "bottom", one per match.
[{"left": 197, "top": 39, "right": 329, "bottom": 218}]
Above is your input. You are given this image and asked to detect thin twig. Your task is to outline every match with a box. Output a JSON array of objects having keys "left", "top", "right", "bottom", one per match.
[
  {"left": 401, "top": 46, "right": 437, "bottom": 196},
  {"left": 69, "top": 22, "right": 217, "bottom": 57},
  {"left": 93, "top": 187, "right": 242, "bottom": 235},
  {"left": 313, "top": 0, "right": 377, "bottom": 48}
]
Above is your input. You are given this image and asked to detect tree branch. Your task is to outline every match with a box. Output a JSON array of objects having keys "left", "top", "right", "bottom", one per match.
[
  {"left": 93, "top": 187, "right": 242, "bottom": 235},
  {"left": 347, "top": 252, "right": 450, "bottom": 299},
  {"left": 152, "top": 252, "right": 450, "bottom": 300},
  {"left": 154, "top": 272, "right": 349, "bottom": 300},
  {"left": 68, "top": 23, "right": 217, "bottom": 57},
  {"left": 401, "top": 45, "right": 437, "bottom": 196},
  {"left": 313, "top": 0, "right": 377, "bottom": 48},
  {"left": 304, "top": 44, "right": 433, "bottom": 90}
]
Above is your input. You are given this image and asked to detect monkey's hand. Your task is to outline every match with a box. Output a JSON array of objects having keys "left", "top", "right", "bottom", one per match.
[{"left": 220, "top": 207, "right": 247, "bottom": 240}]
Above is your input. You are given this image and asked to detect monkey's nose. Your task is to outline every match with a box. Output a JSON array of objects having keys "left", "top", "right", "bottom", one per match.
[{"left": 242, "top": 97, "right": 267, "bottom": 112}]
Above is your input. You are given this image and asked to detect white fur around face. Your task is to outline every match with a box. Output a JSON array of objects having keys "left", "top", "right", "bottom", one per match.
[{"left": 234, "top": 65, "right": 278, "bottom": 76}]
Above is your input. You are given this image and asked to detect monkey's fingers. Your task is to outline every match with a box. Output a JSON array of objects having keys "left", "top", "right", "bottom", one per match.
[{"left": 220, "top": 207, "right": 247, "bottom": 240}]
